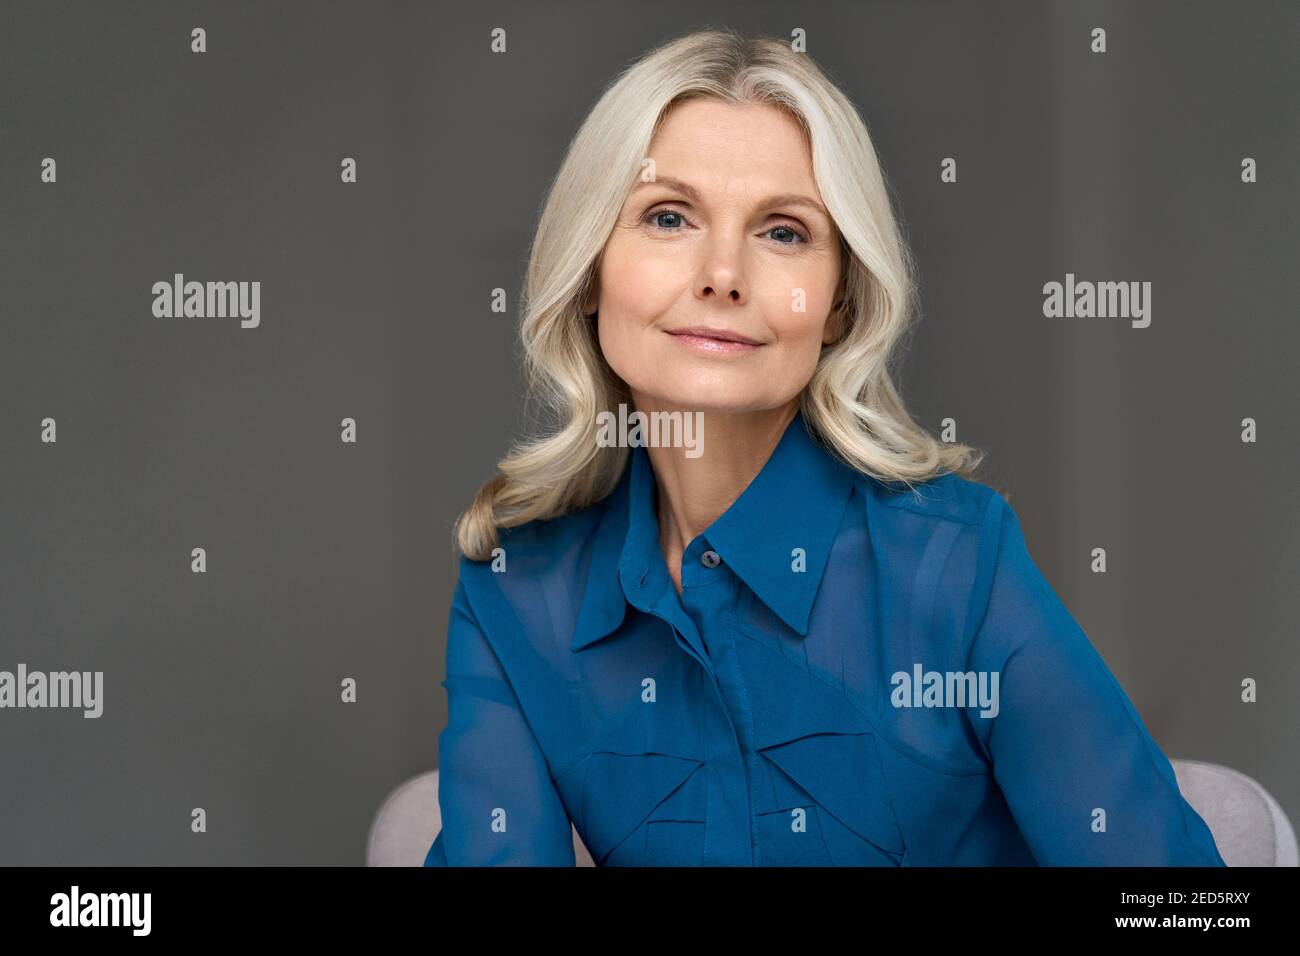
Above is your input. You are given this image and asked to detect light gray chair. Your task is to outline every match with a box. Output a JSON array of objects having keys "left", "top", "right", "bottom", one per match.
[
  {"left": 367, "top": 768, "right": 595, "bottom": 868},
  {"left": 367, "top": 759, "right": 1298, "bottom": 867}
]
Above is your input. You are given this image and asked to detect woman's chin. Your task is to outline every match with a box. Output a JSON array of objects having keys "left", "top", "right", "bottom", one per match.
[{"left": 628, "top": 382, "right": 783, "bottom": 415}]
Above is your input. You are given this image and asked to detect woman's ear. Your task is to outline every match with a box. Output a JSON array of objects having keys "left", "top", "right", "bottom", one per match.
[
  {"left": 822, "top": 301, "right": 845, "bottom": 346},
  {"left": 823, "top": 267, "right": 849, "bottom": 346},
  {"left": 582, "top": 275, "right": 600, "bottom": 317}
]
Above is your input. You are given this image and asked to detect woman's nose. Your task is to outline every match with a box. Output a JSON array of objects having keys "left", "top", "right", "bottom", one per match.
[{"left": 695, "top": 232, "right": 746, "bottom": 303}]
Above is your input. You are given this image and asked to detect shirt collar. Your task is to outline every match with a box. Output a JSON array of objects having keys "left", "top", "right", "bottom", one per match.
[{"left": 571, "top": 408, "right": 858, "bottom": 651}]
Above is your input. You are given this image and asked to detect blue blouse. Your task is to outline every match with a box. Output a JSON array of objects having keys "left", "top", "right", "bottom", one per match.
[{"left": 423, "top": 409, "right": 1226, "bottom": 866}]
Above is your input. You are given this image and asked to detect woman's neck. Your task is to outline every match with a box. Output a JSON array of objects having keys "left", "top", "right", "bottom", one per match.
[{"left": 633, "top": 396, "right": 799, "bottom": 593}]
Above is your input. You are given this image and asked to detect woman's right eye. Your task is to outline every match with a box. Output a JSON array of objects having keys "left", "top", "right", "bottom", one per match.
[{"left": 643, "top": 208, "right": 688, "bottom": 230}]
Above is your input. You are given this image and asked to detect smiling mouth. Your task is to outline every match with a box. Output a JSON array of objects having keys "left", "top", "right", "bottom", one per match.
[{"left": 663, "top": 326, "right": 764, "bottom": 353}]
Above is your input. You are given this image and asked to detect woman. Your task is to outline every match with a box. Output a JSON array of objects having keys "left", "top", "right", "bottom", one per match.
[{"left": 423, "top": 29, "right": 1225, "bottom": 866}]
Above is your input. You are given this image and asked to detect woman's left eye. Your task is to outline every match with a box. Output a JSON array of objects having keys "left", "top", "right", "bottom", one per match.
[
  {"left": 764, "top": 224, "right": 807, "bottom": 244},
  {"left": 641, "top": 208, "right": 808, "bottom": 244}
]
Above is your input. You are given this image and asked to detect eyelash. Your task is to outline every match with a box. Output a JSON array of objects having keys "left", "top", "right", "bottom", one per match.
[{"left": 639, "top": 206, "right": 810, "bottom": 245}]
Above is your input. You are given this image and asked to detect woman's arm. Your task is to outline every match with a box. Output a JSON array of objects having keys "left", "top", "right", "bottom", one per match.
[
  {"left": 423, "top": 567, "right": 576, "bottom": 866},
  {"left": 965, "top": 493, "right": 1226, "bottom": 866}
]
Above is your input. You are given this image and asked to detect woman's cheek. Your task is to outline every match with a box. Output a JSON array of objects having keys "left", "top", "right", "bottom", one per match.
[
  {"left": 597, "top": 311, "right": 665, "bottom": 393},
  {"left": 762, "top": 287, "right": 830, "bottom": 347}
]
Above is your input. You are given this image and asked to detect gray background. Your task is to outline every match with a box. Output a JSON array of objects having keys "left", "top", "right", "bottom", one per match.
[{"left": 0, "top": 0, "right": 1294, "bottom": 865}]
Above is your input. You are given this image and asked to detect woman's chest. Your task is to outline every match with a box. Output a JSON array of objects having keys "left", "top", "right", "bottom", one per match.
[{"left": 543, "top": 600, "right": 990, "bottom": 866}]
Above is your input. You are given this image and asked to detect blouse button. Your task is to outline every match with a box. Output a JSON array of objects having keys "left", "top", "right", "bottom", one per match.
[{"left": 700, "top": 549, "right": 722, "bottom": 568}]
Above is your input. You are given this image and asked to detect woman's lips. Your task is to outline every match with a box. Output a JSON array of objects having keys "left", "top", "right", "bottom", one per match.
[{"left": 663, "top": 328, "right": 763, "bottom": 354}]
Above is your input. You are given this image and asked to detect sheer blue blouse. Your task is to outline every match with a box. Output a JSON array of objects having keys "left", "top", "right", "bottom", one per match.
[{"left": 423, "top": 409, "right": 1226, "bottom": 866}]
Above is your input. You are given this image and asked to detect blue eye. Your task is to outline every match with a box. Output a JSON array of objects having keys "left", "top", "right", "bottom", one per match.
[
  {"left": 645, "top": 210, "right": 685, "bottom": 229},
  {"left": 766, "top": 225, "right": 805, "bottom": 244}
]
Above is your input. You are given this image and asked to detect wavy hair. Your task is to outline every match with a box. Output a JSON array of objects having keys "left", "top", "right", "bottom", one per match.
[{"left": 454, "top": 27, "right": 986, "bottom": 561}]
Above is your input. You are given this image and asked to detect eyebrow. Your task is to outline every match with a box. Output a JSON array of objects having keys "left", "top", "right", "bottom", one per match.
[{"left": 631, "top": 175, "right": 831, "bottom": 221}]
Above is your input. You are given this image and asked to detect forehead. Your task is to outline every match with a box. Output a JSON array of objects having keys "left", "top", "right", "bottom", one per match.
[{"left": 646, "top": 98, "right": 819, "bottom": 196}]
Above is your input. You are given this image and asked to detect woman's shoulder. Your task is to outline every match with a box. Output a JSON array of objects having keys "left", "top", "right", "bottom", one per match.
[
  {"left": 452, "top": 491, "right": 616, "bottom": 598},
  {"left": 848, "top": 470, "right": 1022, "bottom": 630},
  {"left": 857, "top": 469, "right": 1008, "bottom": 529},
  {"left": 482, "top": 501, "right": 606, "bottom": 559},
  {"left": 447, "top": 493, "right": 621, "bottom": 678}
]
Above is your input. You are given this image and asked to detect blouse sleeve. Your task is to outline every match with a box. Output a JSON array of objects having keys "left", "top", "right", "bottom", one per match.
[
  {"left": 965, "top": 493, "right": 1226, "bottom": 866},
  {"left": 422, "top": 566, "right": 576, "bottom": 866}
]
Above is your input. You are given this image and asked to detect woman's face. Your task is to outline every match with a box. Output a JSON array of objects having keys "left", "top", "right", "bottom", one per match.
[{"left": 588, "top": 98, "right": 844, "bottom": 414}]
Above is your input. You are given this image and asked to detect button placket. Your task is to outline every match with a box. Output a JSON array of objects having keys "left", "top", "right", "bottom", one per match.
[
  {"left": 634, "top": 543, "right": 757, "bottom": 862},
  {"left": 675, "top": 566, "right": 758, "bottom": 863}
]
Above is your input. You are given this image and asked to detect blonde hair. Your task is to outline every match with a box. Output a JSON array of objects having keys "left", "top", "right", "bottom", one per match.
[{"left": 455, "top": 27, "right": 986, "bottom": 561}]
